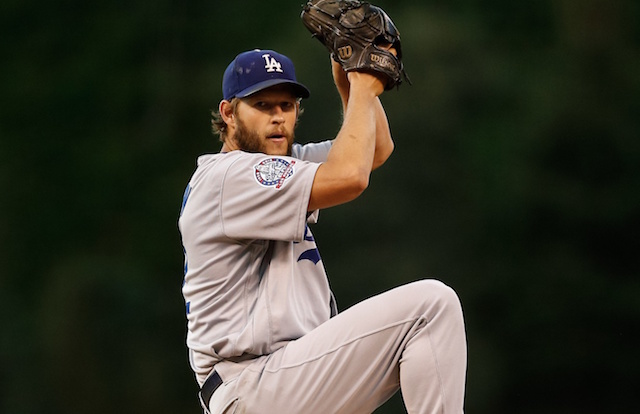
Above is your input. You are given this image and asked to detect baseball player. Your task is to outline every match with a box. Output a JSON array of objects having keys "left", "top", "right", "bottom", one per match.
[{"left": 178, "top": 47, "right": 467, "bottom": 413}]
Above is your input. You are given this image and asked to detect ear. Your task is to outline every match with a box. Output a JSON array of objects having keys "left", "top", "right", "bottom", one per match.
[{"left": 219, "top": 100, "right": 236, "bottom": 128}]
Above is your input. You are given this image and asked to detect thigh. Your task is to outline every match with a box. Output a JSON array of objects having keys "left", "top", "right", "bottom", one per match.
[{"left": 238, "top": 281, "right": 447, "bottom": 414}]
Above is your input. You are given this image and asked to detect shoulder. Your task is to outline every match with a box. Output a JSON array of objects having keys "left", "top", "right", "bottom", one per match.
[{"left": 291, "top": 141, "right": 333, "bottom": 163}]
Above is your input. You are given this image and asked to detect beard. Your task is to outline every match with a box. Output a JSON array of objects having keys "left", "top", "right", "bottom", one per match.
[{"left": 233, "top": 116, "right": 294, "bottom": 156}]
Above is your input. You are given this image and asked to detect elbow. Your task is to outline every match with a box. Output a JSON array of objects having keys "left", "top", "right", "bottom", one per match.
[
  {"left": 382, "top": 140, "right": 395, "bottom": 163},
  {"left": 353, "top": 175, "right": 370, "bottom": 196},
  {"left": 344, "top": 168, "right": 370, "bottom": 199},
  {"left": 373, "top": 140, "right": 394, "bottom": 170},
  {"left": 309, "top": 164, "right": 371, "bottom": 211}
]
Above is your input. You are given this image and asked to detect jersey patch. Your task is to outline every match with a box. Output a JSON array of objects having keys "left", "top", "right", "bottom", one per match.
[{"left": 254, "top": 158, "right": 296, "bottom": 189}]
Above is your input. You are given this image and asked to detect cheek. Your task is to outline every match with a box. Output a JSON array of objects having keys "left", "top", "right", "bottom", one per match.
[{"left": 286, "top": 113, "right": 298, "bottom": 127}]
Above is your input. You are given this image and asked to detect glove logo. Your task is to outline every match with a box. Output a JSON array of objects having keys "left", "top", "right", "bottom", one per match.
[
  {"left": 370, "top": 53, "right": 396, "bottom": 72},
  {"left": 336, "top": 45, "right": 353, "bottom": 60},
  {"left": 262, "top": 53, "right": 284, "bottom": 73}
]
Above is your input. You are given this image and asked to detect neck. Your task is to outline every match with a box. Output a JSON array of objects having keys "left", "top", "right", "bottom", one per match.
[{"left": 220, "top": 140, "right": 238, "bottom": 153}]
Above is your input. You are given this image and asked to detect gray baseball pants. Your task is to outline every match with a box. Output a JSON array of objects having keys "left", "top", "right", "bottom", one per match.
[{"left": 202, "top": 279, "right": 467, "bottom": 414}]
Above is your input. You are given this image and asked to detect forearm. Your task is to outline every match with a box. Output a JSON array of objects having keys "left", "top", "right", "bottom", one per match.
[
  {"left": 372, "top": 97, "right": 394, "bottom": 170},
  {"left": 337, "top": 85, "right": 393, "bottom": 171},
  {"left": 308, "top": 77, "right": 381, "bottom": 211},
  {"left": 329, "top": 83, "right": 378, "bottom": 179}
]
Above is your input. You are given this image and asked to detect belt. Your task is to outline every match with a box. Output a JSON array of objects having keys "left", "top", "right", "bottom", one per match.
[{"left": 199, "top": 371, "right": 223, "bottom": 408}]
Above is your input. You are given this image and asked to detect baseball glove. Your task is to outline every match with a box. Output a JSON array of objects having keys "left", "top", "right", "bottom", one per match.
[{"left": 301, "top": 0, "right": 409, "bottom": 90}]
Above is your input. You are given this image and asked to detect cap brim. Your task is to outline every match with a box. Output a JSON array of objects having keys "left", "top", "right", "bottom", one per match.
[{"left": 235, "top": 79, "right": 310, "bottom": 99}]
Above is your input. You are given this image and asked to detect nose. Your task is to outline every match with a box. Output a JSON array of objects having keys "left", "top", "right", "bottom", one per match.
[{"left": 271, "top": 106, "right": 285, "bottom": 124}]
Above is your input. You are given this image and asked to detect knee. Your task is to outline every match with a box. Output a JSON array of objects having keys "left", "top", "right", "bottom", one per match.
[{"left": 408, "top": 279, "right": 463, "bottom": 315}]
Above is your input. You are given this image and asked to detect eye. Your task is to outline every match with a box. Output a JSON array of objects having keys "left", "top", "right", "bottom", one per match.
[{"left": 281, "top": 101, "right": 296, "bottom": 111}]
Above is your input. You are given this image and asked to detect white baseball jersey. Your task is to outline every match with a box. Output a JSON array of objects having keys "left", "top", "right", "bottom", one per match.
[{"left": 179, "top": 141, "right": 335, "bottom": 385}]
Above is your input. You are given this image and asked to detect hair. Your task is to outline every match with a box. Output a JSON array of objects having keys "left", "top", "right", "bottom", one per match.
[{"left": 211, "top": 98, "right": 239, "bottom": 143}]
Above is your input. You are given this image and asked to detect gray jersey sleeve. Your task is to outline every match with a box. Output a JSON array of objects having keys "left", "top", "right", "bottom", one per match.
[
  {"left": 218, "top": 152, "right": 321, "bottom": 241},
  {"left": 292, "top": 140, "right": 333, "bottom": 163}
]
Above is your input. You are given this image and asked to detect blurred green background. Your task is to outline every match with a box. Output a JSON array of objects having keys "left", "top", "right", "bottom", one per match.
[{"left": 1, "top": 0, "right": 638, "bottom": 413}]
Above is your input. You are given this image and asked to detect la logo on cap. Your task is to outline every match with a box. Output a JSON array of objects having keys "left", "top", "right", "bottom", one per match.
[{"left": 262, "top": 53, "right": 283, "bottom": 73}]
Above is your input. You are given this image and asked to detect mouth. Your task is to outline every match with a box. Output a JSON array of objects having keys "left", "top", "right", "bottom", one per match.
[{"left": 267, "top": 132, "right": 287, "bottom": 141}]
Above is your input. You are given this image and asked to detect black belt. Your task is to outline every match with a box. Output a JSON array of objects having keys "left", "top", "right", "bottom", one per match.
[{"left": 199, "top": 371, "right": 223, "bottom": 408}]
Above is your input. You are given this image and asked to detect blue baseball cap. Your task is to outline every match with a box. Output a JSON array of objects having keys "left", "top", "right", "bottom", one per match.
[{"left": 222, "top": 49, "right": 310, "bottom": 101}]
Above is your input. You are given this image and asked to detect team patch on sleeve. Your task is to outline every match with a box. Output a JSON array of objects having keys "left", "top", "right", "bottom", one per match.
[{"left": 254, "top": 158, "right": 296, "bottom": 189}]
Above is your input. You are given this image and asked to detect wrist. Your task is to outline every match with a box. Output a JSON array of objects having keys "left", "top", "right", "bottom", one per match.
[{"left": 347, "top": 71, "right": 385, "bottom": 97}]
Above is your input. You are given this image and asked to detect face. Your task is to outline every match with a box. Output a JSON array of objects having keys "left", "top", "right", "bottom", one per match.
[{"left": 228, "top": 85, "right": 299, "bottom": 156}]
